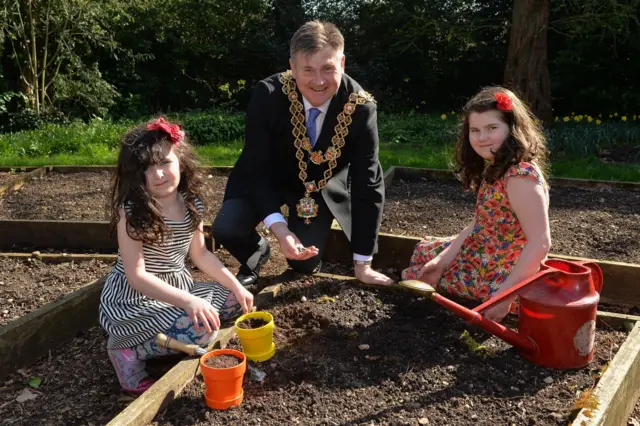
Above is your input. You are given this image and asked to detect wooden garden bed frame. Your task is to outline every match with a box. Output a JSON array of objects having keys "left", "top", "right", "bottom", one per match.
[
  {"left": 0, "top": 252, "right": 638, "bottom": 425},
  {"left": 1, "top": 165, "right": 639, "bottom": 424}
]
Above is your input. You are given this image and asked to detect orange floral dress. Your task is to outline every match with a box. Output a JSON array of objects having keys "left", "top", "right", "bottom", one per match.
[{"left": 401, "top": 162, "right": 549, "bottom": 304}]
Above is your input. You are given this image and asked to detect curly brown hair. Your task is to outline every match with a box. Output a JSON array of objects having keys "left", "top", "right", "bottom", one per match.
[
  {"left": 109, "top": 118, "right": 204, "bottom": 244},
  {"left": 454, "top": 86, "right": 549, "bottom": 193}
]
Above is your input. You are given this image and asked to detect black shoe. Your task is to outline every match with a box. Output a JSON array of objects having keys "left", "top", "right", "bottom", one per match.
[
  {"left": 236, "top": 244, "right": 271, "bottom": 287},
  {"left": 289, "top": 259, "right": 322, "bottom": 275}
]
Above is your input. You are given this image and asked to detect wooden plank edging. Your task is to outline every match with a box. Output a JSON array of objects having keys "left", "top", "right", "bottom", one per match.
[
  {"left": 0, "top": 218, "right": 638, "bottom": 307},
  {"left": 0, "top": 165, "right": 52, "bottom": 196},
  {"left": 573, "top": 322, "right": 640, "bottom": 425},
  {"left": 107, "top": 283, "right": 282, "bottom": 426},
  {"left": 0, "top": 252, "right": 118, "bottom": 263},
  {"left": 383, "top": 166, "right": 396, "bottom": 188},
  {"left": 325, "top": 227, "right": 640, "bottom": 307},
  {"left": 0, "top": 275, "right": 107, "bottom": 381},
  {"left": 0, "top": 166, "right": 41, "bottom": 173},
  {"left": 0, "top": 220, "right": 216, "bottom": 251},
  {"left": 0, "top": 220, "right": 116, "bottom": 250}
]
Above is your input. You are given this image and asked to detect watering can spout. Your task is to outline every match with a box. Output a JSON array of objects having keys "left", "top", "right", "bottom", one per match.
[{"left": 398, "top": 279, "right": 539, "bottom": 354}]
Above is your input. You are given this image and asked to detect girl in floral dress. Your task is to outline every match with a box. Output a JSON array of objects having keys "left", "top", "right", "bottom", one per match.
[{"left": 402, "top": 87, "right": 551, "bottom": 322}]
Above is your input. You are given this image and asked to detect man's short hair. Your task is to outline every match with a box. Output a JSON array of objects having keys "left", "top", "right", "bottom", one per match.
[{"left": 290, "top": 21, "right": 344, "bottom": 59}]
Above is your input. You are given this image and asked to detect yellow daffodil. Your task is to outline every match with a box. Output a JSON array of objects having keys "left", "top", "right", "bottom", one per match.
[
  {"left": 441, "top": 114, "right": 447, "bottom": 120},
  {"left": 614, "top": 112, "right": 619, "bottom": 117},
  {"left": 596, "top": 119, "right": 602, "bottom": 125},
  {"left": 622, "top": 116, "right": 627, "bottom": 121},
  {"left": 563, "top": 117, "right": 570, "bottom": 122},
  {"left": 609, "top": 114, "right": 613, "bottom": 118},
  {"left": 587, "top": 116, "right": 593, "bottom": 122},
  {"left": 573, "top": 116, "right": 580, "bottom": 122},
  {"left": 634, "top": 115, "right": 637, "bottom": 121},
  {"left": 554, "top": 116, "right": 559, "bottom": 121}
]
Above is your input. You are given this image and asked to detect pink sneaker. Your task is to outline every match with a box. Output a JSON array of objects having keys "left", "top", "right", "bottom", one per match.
[{"left": 123, "top": 377, "right": 156, "bottom": 394}]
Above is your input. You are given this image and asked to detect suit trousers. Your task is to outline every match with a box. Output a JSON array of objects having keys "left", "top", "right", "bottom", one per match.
[{"left": 211, "top": 192, "right": 335, "bottom": 274}]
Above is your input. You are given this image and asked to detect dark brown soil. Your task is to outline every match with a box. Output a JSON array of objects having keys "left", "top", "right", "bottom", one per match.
[
  {"left": 0, "top": 257, "right": 113, "bottom": 325},
  {"left": 0, "top": 172, "right": 23, "bottom": 187},
  {"left": 237, "top": 317, "right": 269, "bottom": 329},
  {"left": 204, "top": 354, "right": 242, "bottom": 369},
  {"left": 598, "top": 145, "right": 640, "bottom": 165},
  {"left": 0, "top": 327, "right": 126, "bottom": 425},
  {"left": 151, "top": 276, "right": 628, "bottom": 426},
  {"left": 0, "top": 325, "right": 179, "bottom": 425},
  {"left": 0, "top": 172, "right": 112, "bottom": 220},
  {"left": 630, "top": 399, "right": 640, "bottom": 425},
  {"left": 382, "top": 177, "right": 640, "bottom": 264},
  {"left": 5, "top": 170, "right": 639, "bottom": 264},
  {"left": 0, "top": 171, "right": 228, "bottom": 221}
]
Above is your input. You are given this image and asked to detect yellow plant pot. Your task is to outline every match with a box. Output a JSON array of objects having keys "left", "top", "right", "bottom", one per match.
[{"left": 234, "top": 311, "right": 276, "bottom": 362}]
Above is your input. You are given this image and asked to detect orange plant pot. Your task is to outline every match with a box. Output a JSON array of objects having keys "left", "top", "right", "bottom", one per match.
[{"left": 199, "top": 349, "right": 247, "bottom": 410}]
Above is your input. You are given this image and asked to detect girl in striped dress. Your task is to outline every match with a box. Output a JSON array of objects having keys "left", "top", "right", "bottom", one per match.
[{"left": 99, "top": 117, "right": 254, "bottom": 394}]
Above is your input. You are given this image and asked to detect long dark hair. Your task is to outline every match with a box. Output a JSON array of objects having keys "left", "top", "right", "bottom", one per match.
[
  {"left": 454, "top": 86, "right": 549, "bottom": 192},
  {"left": 109, "top": 118, "right": 204, "bottom": 244}
]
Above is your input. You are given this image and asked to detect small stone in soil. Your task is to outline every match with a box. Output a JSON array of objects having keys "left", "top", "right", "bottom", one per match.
[
  {"left": 205, "top": 354, "right": 241, "bottom": 368},
  {"left": 237, "top": 317, "right": 269, "bottom": 329}
]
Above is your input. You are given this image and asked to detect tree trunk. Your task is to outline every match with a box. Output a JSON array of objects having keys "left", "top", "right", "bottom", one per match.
[
  {"left": 27, "top": 0, "right": 40, "bottom": 113},
  {"left": 504, "top": 0, "right": 552, "bottom": 126}
]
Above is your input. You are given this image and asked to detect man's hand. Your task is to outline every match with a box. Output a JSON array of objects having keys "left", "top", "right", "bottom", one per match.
[
  {"left": 270, "top": 223, "right": 319, "bottom": 260},
  {"left": 355, "top": 263, "right": 393, "bottom": 286}
]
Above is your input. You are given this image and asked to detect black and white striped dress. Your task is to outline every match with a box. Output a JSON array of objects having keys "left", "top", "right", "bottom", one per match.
[{"left": 99, "top": 198, "right": 230, "bottom": 349}]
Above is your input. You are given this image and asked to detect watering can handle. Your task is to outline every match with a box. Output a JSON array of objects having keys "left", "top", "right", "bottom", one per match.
[
  {"left": 472, "top": 268, "right": 558, "bottom": 314},
  {"left": 577, "top": 261, "right": 604, "bottom": 294}
]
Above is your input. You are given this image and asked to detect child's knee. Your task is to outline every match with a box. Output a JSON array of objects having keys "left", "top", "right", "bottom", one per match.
[
  {"left": 219, "top": 292, "right": 243, "bottom": 321},
  {"left": 223, "top": 291, "right": 239, "bottom": 309}
]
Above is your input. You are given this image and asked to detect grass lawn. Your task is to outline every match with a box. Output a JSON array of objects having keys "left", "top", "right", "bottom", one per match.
[
  {"left": 1, "top": 112, "right": 639, "bottom": 182},
  {"left": 2, "top": 142, "right": 639, "bottom": 182}
]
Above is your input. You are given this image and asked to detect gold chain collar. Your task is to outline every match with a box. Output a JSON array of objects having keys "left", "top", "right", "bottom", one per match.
[{"left": 278, "top": 70, "right": 373, "bottom": 223}]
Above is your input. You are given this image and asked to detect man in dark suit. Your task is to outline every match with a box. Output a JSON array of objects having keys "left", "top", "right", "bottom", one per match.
[{"left": 212, "top": 21, "right": 392, "bottom": 287}]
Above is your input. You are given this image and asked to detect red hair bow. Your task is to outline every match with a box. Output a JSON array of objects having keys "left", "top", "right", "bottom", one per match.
[
  {"left": 146, "top": 117, "right": 185, "bottom": 146},
  {"left": 494, "top": 92, "right": 513, "bottom": 111}
]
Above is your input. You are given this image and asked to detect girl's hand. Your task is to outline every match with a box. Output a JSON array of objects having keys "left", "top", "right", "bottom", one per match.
[
  {"left": 233, "top": 286, "right": 255, "bottom": 314},
  {"left": 183, "top": 296, "right": 220, "bottom": 333},
  {"left": 418, "top": 258, "right": 445, "bottom": 285},
  {"left": 483, "top": 294, "right": 516, "bottom": 323}
]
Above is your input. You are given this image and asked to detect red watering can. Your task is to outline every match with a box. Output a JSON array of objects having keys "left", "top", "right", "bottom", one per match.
[{"left": 399, "top": 258, "right": 603, "bottom": 369}]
